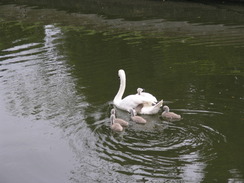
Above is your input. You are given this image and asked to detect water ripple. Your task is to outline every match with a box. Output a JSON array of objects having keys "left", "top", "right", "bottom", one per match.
[
  {"left": 91, "top": 108, "right": 225, "bottom": 181},
  {"left": 2, "top": 42, "right": 41, "bottom": 52},
  {"left": 0, "top": 19, "right": 239, "bottom": 182},
  {"left": 0, "top": 24, "right": 86, "bottom": 122}
]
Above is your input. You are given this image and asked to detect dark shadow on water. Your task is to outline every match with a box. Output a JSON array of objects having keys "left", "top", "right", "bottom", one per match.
[{"left": 0, "top": 0, "right": 244, "bottom": 25}]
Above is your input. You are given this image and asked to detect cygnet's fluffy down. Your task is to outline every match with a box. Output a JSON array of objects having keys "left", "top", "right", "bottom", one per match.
[
  {"left": 161, "top": 105, "right": 181, "bottom": 120},
  {"left": 130, "top": 109, "right": 147, "bottom": 124},
  {"left": 110, "top": 114, "right": 123, "bottom": 132},
  {"left": 110, "top": 109, "right": 129, "bottom": 127}
]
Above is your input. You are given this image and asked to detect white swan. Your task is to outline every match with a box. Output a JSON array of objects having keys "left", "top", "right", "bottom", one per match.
[
  {"left": 113, "top": 69, "right": 163, "bottom": 114},
  {"left": 137, "top": 88, "right": 157, "bottom": 105}
]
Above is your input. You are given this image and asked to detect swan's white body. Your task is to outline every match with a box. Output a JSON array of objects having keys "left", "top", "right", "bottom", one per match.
[
  {"left": 113, "top": 69, "right": 163, "bottom": 114},
  {"left": 137, "top": 88, "right": 157, "bottom": 105},
  {"left": 139, "top": 100, "right": 163, "bottom": 114}
]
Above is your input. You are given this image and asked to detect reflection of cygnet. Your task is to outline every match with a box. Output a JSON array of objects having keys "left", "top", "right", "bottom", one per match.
[
  {"left": 110, "top": 109, "right": 129, "bottom": 127},
  {"left": 161, "top": 106, "right": 181, "bottom": 120},
  {"left": 110, "top": 114, "right": 123, "bottom": 132},
  {"left": 130, "top": 109, "right": 147, "bottom": 124}
]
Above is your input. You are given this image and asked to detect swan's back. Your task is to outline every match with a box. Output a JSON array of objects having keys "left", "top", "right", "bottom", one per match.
[
  {"left": 117, "top": 94, "right": 154, "bottom": 112},
  {"left": 140, "top": 92, "right": 157, "bottom": 104},
  {"left": 137, "top": 88, "right": 157, "bottom": 104}
]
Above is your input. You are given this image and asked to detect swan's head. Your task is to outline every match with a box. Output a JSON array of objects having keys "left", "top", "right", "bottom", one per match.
[
  {"left": 137, "top": 88, "right": 144, "bottom": 94},
  {"left": 118, "top": 69, "right": 125, "bottom": 78},
  {"left": 163, "top": 105, "right": 170, "bottom": 112},
  {"left": 111, "top": 108, "right": 116, "bottom": 115}
]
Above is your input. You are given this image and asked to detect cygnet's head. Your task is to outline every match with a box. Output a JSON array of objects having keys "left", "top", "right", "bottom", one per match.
[
  {"left": 111, "top": 108, "right": 116, "bottom": 115},
  {"left": 130, "top": 108, "right": 136, "bottom": 116},
  {"left": 137, "top": 88, "right": 144, "bottom": 94},
  {"left": 163, "top": 105, "right": 170, "bottom": 112}
]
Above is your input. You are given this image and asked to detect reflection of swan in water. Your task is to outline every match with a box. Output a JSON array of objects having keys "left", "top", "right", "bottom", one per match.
[
  {"left": 130, "top": 109, "right": 147, "bottom": 124},
  {"left": 162, "top": 105, "right": 181, "bottom": 120},
  {"left": 113, "top": 69, "right": 163, "bottom": 114},
  {"left": 136, "top": 88, "right": 157, "bottom": 105},
  {"left": 110, "top": 114, "right": 123, "bottom": 132},
  {"left": 110, "top": 109, "right": 129, "bottom": 127}
]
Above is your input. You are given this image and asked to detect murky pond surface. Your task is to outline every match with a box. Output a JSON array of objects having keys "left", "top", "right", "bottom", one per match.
[{"left": 0, "top": 1, "right": 244, "bottom": 182}]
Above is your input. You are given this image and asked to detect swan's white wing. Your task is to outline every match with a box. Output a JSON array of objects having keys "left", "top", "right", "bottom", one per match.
[
  {"left": 136, "top": 91, "right": 157, "bottom": 105},
  {"left": 140, "top": 92, "right": 157, "bottom": 104},
  {"left": 139, "top": 100, "right": 163, "bottom": 115},
  {"left": 115, "top": 94, "right": 154, "bottom": 112}
]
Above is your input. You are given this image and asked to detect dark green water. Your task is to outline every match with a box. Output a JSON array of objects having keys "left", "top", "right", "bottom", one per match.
[{"left": 0, "top": 1, "right": 243, "bottom": 182}]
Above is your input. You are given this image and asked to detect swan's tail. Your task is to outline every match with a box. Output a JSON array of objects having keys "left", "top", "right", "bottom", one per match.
[
  {"left": 155, "top": 100, "right": 163, "bottom": 107},
  {"left": 152, "top": 100, "right": 163, "bottom": 113},
  {"left": 138, "top": 99, "right": 163, "bottom": 115}
]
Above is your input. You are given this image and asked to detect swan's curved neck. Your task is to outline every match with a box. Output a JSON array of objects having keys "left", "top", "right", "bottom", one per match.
[{"left": 114, "top": 70, "right": 126, "bottom": 102}]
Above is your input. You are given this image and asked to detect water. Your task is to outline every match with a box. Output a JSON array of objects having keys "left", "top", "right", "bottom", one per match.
[{"left": 0, "top": 1, "right": 244, "bottom": 182}]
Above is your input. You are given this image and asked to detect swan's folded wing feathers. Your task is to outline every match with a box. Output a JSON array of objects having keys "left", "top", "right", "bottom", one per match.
[
  {"left": 141, "top": 92, "right": 157, "bottom": 103},
  {"left": 117, "top": 94, "right": 153, "bottom": 111}
]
